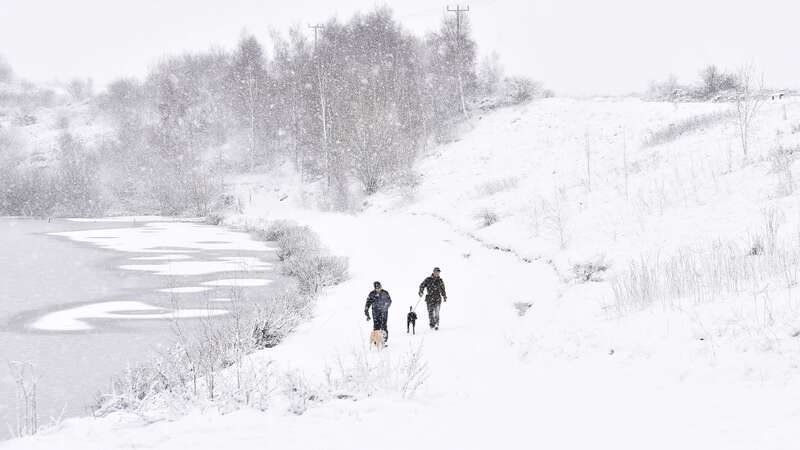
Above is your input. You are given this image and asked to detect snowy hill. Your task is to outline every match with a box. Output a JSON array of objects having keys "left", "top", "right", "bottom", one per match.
[
  {"left": 0, "top": 80, "right": 110, "bottom": 166},
  {"left": 6, "top": 96, "right": 800, "bottom": 449}
]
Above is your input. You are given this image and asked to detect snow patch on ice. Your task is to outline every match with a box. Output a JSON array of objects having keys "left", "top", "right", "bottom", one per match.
[
  {"left": 120, "top": 257, "right": 271, "bottom": 276},
  {"left": 51, "top": 222, "right": 276, "bottom": 253},
  {"left": 201, "top": 279, "right": 272, "bottom": 287},
  {"left": 67, "top": 216, "right": 204, "bottom": 223},
  {"left": 158, "top": 287, "right": 212, "bottom": 294},
  {"left": 30, "top": 301, "right": 227, "bottom": 331},
  {"left": 128, "top": 254, "right": 193, "bottom": 261}
]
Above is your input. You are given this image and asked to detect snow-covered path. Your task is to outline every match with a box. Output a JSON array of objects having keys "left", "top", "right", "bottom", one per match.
[
  {"left": 7, "top": 208, "right": 800, "bottom": 450},
  {"left": 8, "top": 97, "right": 800, "bottom": 449}
]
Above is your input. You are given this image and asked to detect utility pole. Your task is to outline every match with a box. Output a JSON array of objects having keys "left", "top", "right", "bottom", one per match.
[
  {"left": 309, "top": 23, "right": 330, "bottom": 186},
  {"left": 447, "top": 4, "right": 469, "bottom": 118}
]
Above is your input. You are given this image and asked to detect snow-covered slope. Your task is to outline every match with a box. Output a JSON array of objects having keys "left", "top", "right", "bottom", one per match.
[
  {"left": 0, "top": 81, "right": 110, "bottom": 164},
  {"left": 6, "top": 97, "right": 800, "bottom": 449}
]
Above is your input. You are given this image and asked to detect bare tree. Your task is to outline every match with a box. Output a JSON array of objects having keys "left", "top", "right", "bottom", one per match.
[{"left": 734, "top": 65, "right": 764, "bottom": 158}]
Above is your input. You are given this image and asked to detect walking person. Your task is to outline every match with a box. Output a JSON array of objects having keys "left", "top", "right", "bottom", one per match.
[
  {"left": 365, "top": 281, "right": 392, "bottom": 345},
  {"left": 418, "top": 267, "right": 447, "bottom": 330}
]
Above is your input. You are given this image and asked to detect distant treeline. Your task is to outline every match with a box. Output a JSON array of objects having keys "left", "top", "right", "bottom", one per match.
[
  {"left": 646, "top": 64, "right": 759, "bottom": 102},
  {"left": 0, "top": 7, "right": 544, "bottom": 217}
]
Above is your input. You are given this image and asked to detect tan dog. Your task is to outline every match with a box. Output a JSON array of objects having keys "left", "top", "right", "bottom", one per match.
[{"left": 370, "top": 330, "right": 386, "bottom": 350}]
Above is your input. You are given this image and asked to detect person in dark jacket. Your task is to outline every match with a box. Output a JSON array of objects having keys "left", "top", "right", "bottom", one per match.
[
  {"left": 418, "top": 267, "right": 447, "bottom": 330},
  {"left": 365, "top": 281, "right": 392, "bottom": 344}
]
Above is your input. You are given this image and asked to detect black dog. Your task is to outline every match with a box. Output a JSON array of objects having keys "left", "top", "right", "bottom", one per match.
[{"left": 407, "top": 306, "right": 418, "bottom": 335}]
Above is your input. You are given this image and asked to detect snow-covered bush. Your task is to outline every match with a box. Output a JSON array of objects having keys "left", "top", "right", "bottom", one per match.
[
  {"left": 324, "top": 344, "right": 430, "bottom": 401},
  {"left": 276, "top": 226, "right": 322, "bottom": 261},
  {"left": 251, "top": 220, "right": 349, "bottom": 294},
  {"left": 282, "top": 371, "right": 321, "bottom": 415},
  {"left": 261, "top": 219, "right": 299, "bottom": 241},
  {"left": 475, "top": 76, "right": 552, "bottom": 111},
  {"left": 284, "top": 254, "right": 349, "bottom": 294},
  {"left": 572, "top": 257, "right": 609, "bottom": 283},
  {"left": 7, "top": 361, "right": 39, "bottom": 438},
  {"left": 501, "top": 76, "right": 541, "bottom": 104},
  {"left": 279, "top": 344, "right": 430, "bottom": 416},
  {"left": 475, "top": 177, "right": 518, "bottom": 197},
  {"left": 768, "top": 145, "right": 798, "bottom": 196},
  {"left": 93, "top": 363, "right": 172, "bottom": 416},
  {"left": 642, "top": 110, "right": 735, "bottom": 148},
  {"left": 252, "top": 289, "right": 313, "bottom": 349},
  {"left": 476, "top": 208, "right": 499, "bottom": 227}
]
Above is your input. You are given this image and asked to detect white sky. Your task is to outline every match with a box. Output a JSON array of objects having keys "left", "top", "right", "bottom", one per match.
[{"left": 0, "top": 0, "right": 797, "bottom": 95}]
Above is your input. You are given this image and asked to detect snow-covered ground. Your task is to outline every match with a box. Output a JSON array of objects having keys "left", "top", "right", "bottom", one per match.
[
  {"left": 6, "top": 97, "right": 800, "bottom": 449},
  {"left": 0, "top": 81, "right": 110, "bottom": 162}
]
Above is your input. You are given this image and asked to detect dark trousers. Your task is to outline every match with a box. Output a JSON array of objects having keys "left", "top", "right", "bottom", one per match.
[
  {"left": 426, "top": 300, "right": 441, "bottom": 327},
  {"left": 373, "top": 309, "right": 389, "bottom": 343}
]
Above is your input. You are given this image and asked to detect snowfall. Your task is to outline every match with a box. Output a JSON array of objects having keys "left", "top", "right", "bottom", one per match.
[{"left": 5, "top": 96, "right": 800, "bottom": 449}]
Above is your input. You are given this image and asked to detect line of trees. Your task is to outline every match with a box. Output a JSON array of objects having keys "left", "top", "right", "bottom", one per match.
[
  {"left": 94, "top": 7, "right": 484, "bottom": 213},
  {"left": 1, "top": 7, "right": 542, "bottom": 217},
  {"left": 647, "top": 64, "right": 749, "bottom": 102}
]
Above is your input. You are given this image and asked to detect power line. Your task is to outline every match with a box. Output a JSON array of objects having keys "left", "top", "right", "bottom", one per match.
[
  {"left": 308, "top": 23, "right": 324, "bottom": 51},
  {"left": 446, "top": 4, "right": 470, "bottom": 39}
]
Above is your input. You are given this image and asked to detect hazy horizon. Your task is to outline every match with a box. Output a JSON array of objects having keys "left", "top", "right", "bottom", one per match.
[{"left": 1, "top": 0, "right": 798, "bottom": 95}]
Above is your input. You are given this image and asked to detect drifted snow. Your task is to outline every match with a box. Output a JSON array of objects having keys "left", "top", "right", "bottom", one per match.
[
  {"left": 129, "top": 255, "right": 193, "bottom": 261},
  {"left": 30, "top": 301, "right": 228, "bottom": 332},
  {"left": 157, "top": 287, "right": 212, "bottom": 294},
  {"left": 120, "top": 257, "right": 271, "bottom": 276},
  {"left": 200, "top": 279, "right": 273, "bottom": 287},
  {"left": 51, "top": 222, "right": 276, "bottom": 253}
]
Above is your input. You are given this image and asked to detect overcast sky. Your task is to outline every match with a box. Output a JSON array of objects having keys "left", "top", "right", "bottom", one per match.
[{"left": 0, "top": 0, "right": 797, "bottom": 95}]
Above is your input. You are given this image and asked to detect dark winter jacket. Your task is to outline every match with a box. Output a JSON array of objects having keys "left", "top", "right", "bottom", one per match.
[
  {"left": 365, "top": 289, "right": 392, "bottom": 316},
  {"left": 419, "top": 276, "right": 447, "bottom": 302}
]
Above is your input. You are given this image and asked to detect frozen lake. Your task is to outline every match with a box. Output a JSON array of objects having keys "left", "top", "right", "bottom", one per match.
[{"left": 0, "top": 217, "right": 285, "bottom": 439}]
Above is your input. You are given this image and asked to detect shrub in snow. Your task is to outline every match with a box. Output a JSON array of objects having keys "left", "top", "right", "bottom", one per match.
[
  {"left": 513, "top": 302, "right": 533, "bottom": 316},
  {"left": 253, "top": 289, "right": 313, "bottom": 349},
  {"left": 572, "top": 257, "right": 609, "bottom": 283},
  {"left": 276, "top": 226, "right": 322, "bottom": 260},
  {"left": 282, "top": 371, "right": 321, "bottom": 415},
  {"left": 475, "top": 76, "right": 552, "bottom": 111},
  {"left": 7, "top": 361, "right": 39, "bottom": 438},
  {"left": 475, "top": 177, "right": 519, "bottom": 197},
  {"left": 284, "top": 254, "right": 350, "bottom": 294},
  {"left": 261, "top": 219, "right": 301, "bottom": 241},
  {"left": 476, "top": 208, "right": 499, "bottom": 227},
  {"left": 94, "top": 364, "right": 172, "bottom": 416},
  {"left": 768, "top": 145, "right": 798, "bottom": 196},
  {"left": 321, "top": 344, "right": 430, "bottom": 403},
  {"left": 501, "top": 76, "right": 541, "bottom": 104},
  {"left": 642, "top": 110, "right": 735, "bottom": 148}
]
